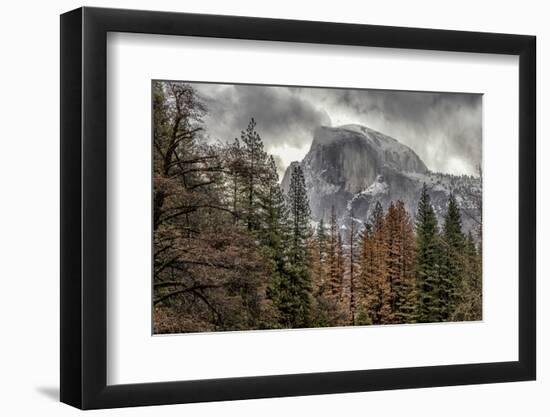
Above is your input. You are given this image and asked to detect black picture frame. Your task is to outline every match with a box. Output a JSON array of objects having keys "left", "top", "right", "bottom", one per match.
[{"left": 60, "top": 6, "right": 536, "bottom": 410}]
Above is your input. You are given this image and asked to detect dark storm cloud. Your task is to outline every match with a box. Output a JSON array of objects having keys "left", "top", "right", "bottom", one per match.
[
  {"left": 196, "top": 83, "right": 330, "bottom": 145},
  {"left": 190, "top": 82, "right": 482, "bottom": 177}
]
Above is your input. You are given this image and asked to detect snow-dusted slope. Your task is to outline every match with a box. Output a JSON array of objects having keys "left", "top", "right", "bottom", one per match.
[{"left": 281, "top": 124, "right": 481, "bottom": 233}]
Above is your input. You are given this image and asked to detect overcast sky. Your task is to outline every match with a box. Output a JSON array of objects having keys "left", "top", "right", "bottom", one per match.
[{"left": 190, "top": 82, "right": 482, "bottom": 178}]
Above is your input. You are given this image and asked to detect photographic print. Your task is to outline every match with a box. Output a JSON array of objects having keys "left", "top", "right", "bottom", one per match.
[{"left": 152, "top": 81, "right": 482, "bottom": 334}]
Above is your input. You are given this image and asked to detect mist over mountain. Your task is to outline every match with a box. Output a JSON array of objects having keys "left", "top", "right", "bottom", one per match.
[{"left": 281, "top": 124, "right": 481, "bottom": 233}]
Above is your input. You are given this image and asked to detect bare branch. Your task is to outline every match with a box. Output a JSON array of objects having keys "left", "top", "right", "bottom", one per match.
[{"left": 153, "top": 284, "right": 221, "bottom": 305}]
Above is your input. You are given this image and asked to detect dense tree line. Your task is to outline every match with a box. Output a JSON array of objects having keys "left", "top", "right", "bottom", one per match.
[{"left": 153, "top": 82, "right": 482, "bottom": 333}]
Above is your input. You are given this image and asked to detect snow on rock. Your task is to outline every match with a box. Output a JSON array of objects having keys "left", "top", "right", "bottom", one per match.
[{"left": 360, "top": 175, "right": 389, "bottom": 196}]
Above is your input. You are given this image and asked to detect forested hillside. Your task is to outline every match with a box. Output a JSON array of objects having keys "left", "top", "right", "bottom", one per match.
[{"left": 153, "top": 81, "right": 482, "bottom": 334}]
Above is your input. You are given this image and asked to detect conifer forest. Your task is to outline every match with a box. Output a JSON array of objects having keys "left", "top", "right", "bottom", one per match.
[{"left": 153, "top": 81, "right": 483, "bottom": 334}]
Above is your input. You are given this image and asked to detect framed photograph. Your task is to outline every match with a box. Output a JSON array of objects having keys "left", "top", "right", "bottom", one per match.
[{"left": 60, "top": 6, "right": 536, "bottom": 409}]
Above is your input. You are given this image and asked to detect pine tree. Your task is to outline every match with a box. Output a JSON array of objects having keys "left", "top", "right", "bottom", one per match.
[
  {"left": 348, "top": 210, "right": 358, "bottom": 324},
  {"left": 466, "top": 232, "right": 482, "bottom": 320},
  {"left": 259, "top": 156, "right": 293, "bottom": 326},
  {"left": 415, "top": 184, "right": 442, "bottom": 322},
  {"left": 308, "top": 218, "right": 331, "bottom": 327},
  {"left": 314, "top": 206, "right": 347, "bottom": 325},
  {"left": 224, "top": 138, "right": 245, "bottom": 221},
  {"left": 274, "top": 164, "right": 312, "bottom": 327},
  {"left": 326, "top": 206, "right": 342, "bottom": 301},
  {"left": 239, "top": 118, "right": 268, "bottom": 231},
  {"left": 373, "top": 202, "right": 392, "bottom": 324},
  {"left": 452, "top": 231, "right": 482, "bottom": 321},
  {"left": 356, "top": 222, "right": 374, "bottom": 325},
  {"left": 288, "top": 165, "right": 311, "bottom": 263},
  {"left": 312, "top": 218, "right": 328, "bottom": 295},
  {"left": 317, "top": 219, "right": 327, "bottom": 266},
  {"left": 440, "top": 192, "right": 465, "bottom": 320},
  {"left": 258, "top": 155, "right": 287, "bottom": 250},
  {"left": 385, "top": 202, "right": 400, "bottom": 319},
  {"left": 357, "top": 202, "right": 391, "bottom": 324},
  {"left": 336, "top": 232, "right": 345, "bottom": 295},
  {"left": 392, "top": 201, "right": 417, "bottom": 323}
]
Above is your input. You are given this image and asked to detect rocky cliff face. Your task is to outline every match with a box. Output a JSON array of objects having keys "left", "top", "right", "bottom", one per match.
[{"left": 281, "top": 124, "right": 481, "bottom": 233}]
